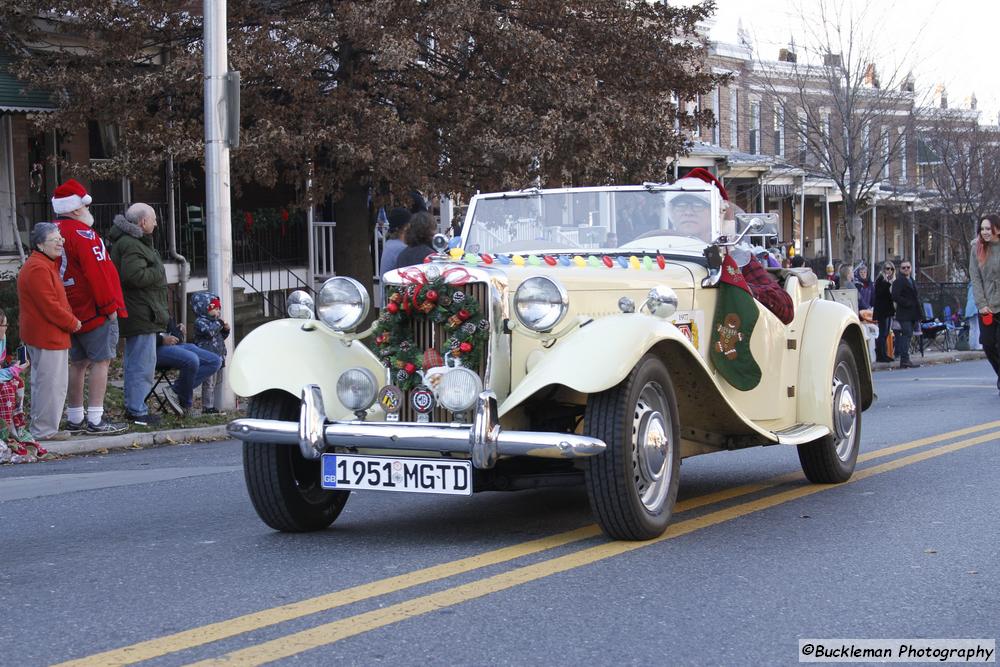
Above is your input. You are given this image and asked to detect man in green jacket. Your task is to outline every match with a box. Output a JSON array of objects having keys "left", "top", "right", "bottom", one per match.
[{"left": 109, "top": 203, "right": 168, "bottom": 426}]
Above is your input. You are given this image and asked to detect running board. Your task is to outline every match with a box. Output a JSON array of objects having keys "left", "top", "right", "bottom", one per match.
[{"left": 772, "top": 423, "right": 830, "bottom": 445}]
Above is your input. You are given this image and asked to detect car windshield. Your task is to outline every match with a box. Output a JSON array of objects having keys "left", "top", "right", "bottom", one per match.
[{"left": 462, "top": 189, "right": 716, "bottom": 255}]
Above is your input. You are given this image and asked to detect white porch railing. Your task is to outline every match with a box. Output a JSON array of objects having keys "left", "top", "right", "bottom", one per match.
[{"left": 312, "top": 221, "right": 337, "bottom": 280}]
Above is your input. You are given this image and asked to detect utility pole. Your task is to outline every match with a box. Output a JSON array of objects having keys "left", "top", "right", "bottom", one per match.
[{"left": 204, "top": 0, "right": 236, "bottom": 410}]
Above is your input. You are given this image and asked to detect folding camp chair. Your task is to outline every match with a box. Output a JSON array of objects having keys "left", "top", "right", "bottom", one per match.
[
  {"left": 145, "top": 364, "right": 179, "bottom": 414},
  {"left": 919, "top": 302, "right": 949, "bottom": 353},
  {"left": 942, "top": 305, "right": 966, "bottom": 351}
]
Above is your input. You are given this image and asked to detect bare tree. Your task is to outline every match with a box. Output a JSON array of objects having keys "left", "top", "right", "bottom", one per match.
[
  {"left": 746, "top": 0, "right": 925, "bottom": 265},
  {"left": 918, "top": 114, "right": 1000, "bottom": 281}
]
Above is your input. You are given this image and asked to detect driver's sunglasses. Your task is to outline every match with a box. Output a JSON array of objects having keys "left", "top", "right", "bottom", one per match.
[{"left": 671, "top": 202, "right": 709, "bottom": 213}]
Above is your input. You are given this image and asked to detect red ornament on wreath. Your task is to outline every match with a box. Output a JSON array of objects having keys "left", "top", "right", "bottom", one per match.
[{"left": 374, "top": 275, "right": 489, "bottom": 391}]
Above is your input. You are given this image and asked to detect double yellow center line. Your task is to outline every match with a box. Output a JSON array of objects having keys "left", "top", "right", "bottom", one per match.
[{"left": 59, "top": 420, "right": 1000, "bottom": 667}]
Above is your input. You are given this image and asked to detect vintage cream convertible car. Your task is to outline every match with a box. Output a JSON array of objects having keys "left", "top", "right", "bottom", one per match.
[{"left": 227, "top": 183, "right": 873, "bottom": 540}]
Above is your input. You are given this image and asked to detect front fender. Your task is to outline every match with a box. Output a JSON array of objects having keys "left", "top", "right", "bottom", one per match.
[
  {"left": 229, "top": 319, "right": 384, "bottom": 419},
  {"left": 797, "top": 300, "right": 875, "bottom": 428},
  {"left": 499, "top": 314, "right": 775, "bottom": 441}
]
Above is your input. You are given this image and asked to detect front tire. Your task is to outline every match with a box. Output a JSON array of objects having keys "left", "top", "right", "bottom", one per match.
[
  {"left": 243, "top": 391, "right": 350, "bottom": 532},
  {"left": 584, "top": 354, "right": 681, "bottom": 540},
  {"left": 797, "top": 341, "right": 861, "bottom": 483}
]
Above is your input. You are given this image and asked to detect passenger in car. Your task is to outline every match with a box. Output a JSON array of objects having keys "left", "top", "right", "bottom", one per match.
[{"left": 740, "top": 254, "right": 795, "bottom": 324}]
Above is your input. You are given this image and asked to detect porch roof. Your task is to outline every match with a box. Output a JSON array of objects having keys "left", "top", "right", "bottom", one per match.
[{"left": 0, "top": 55, "right": 55, "bottom": 112}]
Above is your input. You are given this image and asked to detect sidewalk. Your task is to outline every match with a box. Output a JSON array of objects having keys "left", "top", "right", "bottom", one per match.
[{"left": 871, "top": 349, "right": 985, "bottom": 371}]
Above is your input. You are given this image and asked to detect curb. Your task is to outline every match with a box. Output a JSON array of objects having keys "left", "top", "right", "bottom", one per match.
[
  {"left": 872, "top": 350, "right": 985, "bottom": 372},
  {"left": 44, "top": 424, "right": 229, "bottom": 457}
]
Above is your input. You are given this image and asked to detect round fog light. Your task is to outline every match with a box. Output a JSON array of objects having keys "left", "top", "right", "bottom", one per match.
[
  {"left": 336, "top": 368, "right": 378, "bottom": 412},
  {"left": 435, "top": 367, "right": 483, "bottom": 413}
]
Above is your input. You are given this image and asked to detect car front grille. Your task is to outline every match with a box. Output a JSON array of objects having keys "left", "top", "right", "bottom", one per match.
[{"left": 387, "top": 281, "right": 491, "bottom": 422}]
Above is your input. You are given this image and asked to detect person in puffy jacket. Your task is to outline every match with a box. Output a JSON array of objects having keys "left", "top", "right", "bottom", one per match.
[
  {"left": 853, "top": 263, "right": 874, "bottom": 312},
  {"left": 191, "top": 292, "right": 229, "bottom": 413},
  {"left": 110, "top": 203, "right": 169, "bottom": 426}
]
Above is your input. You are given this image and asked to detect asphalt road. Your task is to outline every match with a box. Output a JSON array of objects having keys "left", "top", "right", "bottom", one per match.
[{"left": 2, "top": 360, "right": 998, "bottom": 666}]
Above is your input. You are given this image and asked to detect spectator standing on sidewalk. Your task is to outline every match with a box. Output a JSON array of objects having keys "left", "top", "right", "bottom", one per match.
[
  {"left": 969, "top": 215, "right": 1000, "bottom": 393},
  {"left": 51, "top": 179, "right": 127, "bottom": 434},
  {"left": 109, "top": 204, "right": 167, "bottom": 426},
  {"left": 873, "top": 261, "right": 896, "bottom": 362},
  {"left": 853, "top": 263, "right": 874, "bottom": 312},
  {"left": 378, "top": 207, "right": 411, "bottom": 303},
  {"left": 891, "top": 260, "right": 921, "bottom": 369},
  {"left": 191, "top": 292, "right": 229, "bottom": 414},
  {"left": 395, "top": 211, "right": 438, "bottom": 268},
  {"left": 17, "top": 223, "right": 81, "bottom": 442}
]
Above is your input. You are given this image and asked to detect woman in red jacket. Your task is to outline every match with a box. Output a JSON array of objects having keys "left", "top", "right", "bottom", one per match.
[{"left": 17, "top": 222, "right": 82, "bottom": 442}]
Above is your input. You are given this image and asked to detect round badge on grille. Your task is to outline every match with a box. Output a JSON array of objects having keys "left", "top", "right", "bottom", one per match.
[
  {"left": 411, "top": 385, "right": 435, "bottom": 414},
  {"left": 377, "top": 385, "right": 404, "bottom": 421}
]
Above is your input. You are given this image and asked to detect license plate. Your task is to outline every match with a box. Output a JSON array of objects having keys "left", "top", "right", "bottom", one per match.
[{"left": 320, "top": 454, "right": 473, "bottom": 496}]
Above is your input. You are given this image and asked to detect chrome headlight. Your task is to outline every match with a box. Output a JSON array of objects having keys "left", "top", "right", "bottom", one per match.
[
  {"left": 435, "top": 367, "right": 483, "bottom": 413},
  {"left": 286, "top": 290, "right": 314, "bottom": 319},
  {"left": 336, "top": 368, "right": 378, "bottom": 412},
  {"left": 317, "top": 277, "right": 370, "bottom": 332},
  {"left": 514, "top": 277, "right": 569, "bottom": 332},
  {"left": 645, "top": 286, "right": 679, "bottom": 318}
]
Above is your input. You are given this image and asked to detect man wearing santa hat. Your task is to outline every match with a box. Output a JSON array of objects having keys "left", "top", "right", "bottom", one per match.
[
  {"left": 667, "top": 167, "right": 733, "bottom": 242},
  {"left": 51, "top": 179, "right": 128, "bottom": 434}
]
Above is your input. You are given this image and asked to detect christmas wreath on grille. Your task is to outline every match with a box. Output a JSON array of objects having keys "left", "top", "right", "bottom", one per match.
[{"left": 372, "top": 268, "right": 489, "bottom": 391}]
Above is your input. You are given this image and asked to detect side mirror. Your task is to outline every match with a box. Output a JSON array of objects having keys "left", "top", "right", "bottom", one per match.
[
  {"left": 703, "top": 244, "right": 723, "bottom": 269},
  {"left": 734, "top": 213, "right": 781, "bottom": 243}
]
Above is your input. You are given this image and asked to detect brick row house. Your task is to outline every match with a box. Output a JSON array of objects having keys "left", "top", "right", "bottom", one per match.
[{"left": 678, "top": 37, "right": 996, "bottom": 284}]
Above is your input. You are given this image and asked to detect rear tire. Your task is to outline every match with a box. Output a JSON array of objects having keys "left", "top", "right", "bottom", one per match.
[
  {"left": 797, "top": 341, "right": 861, "bottom": 483},
  {"left": 584, "top": 355, "right": 681, "bottom": 540},
  {"left": 243, "top": 391, "right": 350, "bottom": 532}
]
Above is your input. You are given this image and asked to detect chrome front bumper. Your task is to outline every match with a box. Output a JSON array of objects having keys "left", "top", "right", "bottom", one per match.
[{"left": 227, "top": 384, "right": 607, "bottom": 470}]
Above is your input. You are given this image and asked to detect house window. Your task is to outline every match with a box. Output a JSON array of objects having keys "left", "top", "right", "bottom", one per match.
[
  {"left": 821, "top": 111, "right": 831, "bottom": 163},
  {"left": 712, "top": 86, "right": 721, "bottom": 145},
  {"left": 774, "top": 104, "right": 785, "bottom": 157},
  {"left": 730, "top": 89, "right": 738, "bottom": 149},
  {"left": 797, "top": 109, "right": 808, "bottom": 163},
  {"left": 882, "top": 127, "right": 890, "bottom": 180},
  {"left": 749, "top": 100, "right": 760, "bottom": 155},
  {"left": 898, "top": 129, "right": 907, "bottom": 182}
]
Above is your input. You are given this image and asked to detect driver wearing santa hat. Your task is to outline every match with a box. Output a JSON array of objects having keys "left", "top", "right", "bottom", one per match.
[
  {"left": 667, "top": 168, "right": 733, "bottom": 242},
  {"left": 52, "top": 179, "right": 127, "bottom": 434}
]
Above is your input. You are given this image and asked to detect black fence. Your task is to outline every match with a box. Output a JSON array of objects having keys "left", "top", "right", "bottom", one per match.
[{"left": 17, "top": 201, "right": 308, "bottom": 275}]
